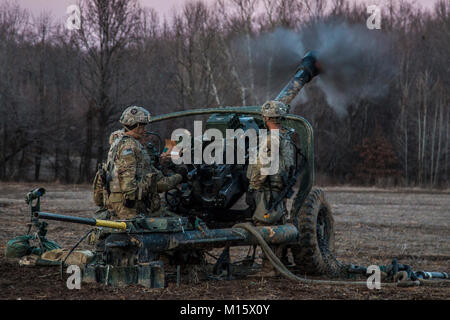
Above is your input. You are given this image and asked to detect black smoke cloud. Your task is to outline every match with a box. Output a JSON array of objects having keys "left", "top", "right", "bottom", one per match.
[{"left": 235, "top": 21, "right": 396, "bottom": 116}]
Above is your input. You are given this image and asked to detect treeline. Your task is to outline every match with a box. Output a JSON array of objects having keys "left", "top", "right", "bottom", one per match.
[{"left": 0, "top": 0, "right": 448, "bottom": 187}]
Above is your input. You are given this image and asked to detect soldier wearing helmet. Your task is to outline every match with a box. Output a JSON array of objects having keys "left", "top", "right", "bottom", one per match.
[
  {"left": 95, "top": 106, "right": 185, "bottom": 220},
  {"left": 246, "top": 100, "right": 296, "bottom": 276}
]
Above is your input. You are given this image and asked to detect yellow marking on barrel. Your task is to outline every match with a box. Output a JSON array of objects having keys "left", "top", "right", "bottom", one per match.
[{"left": 95, "top": 220, "right": 127, "bottom": 230}]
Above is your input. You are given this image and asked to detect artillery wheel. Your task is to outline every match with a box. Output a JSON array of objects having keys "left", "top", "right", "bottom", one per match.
[{"left": 291, "top": 188, "right": 340, "bottom": 276}]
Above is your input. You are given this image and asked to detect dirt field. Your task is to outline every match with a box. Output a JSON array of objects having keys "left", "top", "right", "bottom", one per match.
[{"left": 0, "top": 183, "right": 448, "bottom": 300}]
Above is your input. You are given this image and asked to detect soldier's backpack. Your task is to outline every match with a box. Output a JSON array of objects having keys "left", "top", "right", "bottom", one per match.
[{"left": 92, "top": 134, "right": 128, "bottom": 207}]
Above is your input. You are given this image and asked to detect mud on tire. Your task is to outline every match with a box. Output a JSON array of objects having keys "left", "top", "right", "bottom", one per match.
[{"left": 291, "top": 188, "right": 340, "bottom": 276}]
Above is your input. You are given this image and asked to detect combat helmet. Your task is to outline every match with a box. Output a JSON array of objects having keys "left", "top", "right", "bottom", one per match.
[
  {"left": 261, "top": 100, "right": 288, "bottom": 118},
  {"left": 119, "top": 106, "right": 151, "bottom": 127}
]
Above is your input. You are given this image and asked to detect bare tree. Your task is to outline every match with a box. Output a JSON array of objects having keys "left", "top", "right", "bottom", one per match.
[
  {"left": 0, "top": 1, "right": 30, "bottom": 180},
  {"left": 0, "top": 0, "right": 448, "bottom": 187},
  {"left": 75, "top": 0, "right": 142, "bottom": 180}
]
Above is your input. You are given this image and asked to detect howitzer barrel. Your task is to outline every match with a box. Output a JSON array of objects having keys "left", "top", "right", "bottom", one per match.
[
  {"left": 34, "top": 212, "right": 127, "bottom": 230},
  {"left": 275, "top": 51, "right": 319, "bottom": 107}
]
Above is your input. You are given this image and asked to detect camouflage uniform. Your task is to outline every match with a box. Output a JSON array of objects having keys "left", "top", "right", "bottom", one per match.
[
  {"left": 246, "top": 100, "right": 295, "bottom": 225},
  {"left": 109, "top": 129, "right": 125, "bottom": 145},
  {"left": 103, "top": 106, "right": 182, "bottom": 220},
  {"left": 91, "top": 130, "right": 126, "bottom": 219},
  {"left": 109, "top": 128, "right": 159, "bottom": 165},
  {"left": 246, "top": 101, "right": 296, "bottom": 276}
]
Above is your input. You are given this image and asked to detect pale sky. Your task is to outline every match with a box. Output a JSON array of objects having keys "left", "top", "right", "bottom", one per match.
[
  {"left": 14, "top": 0, "right": 207, "bottom": 21},
  {"left": 13, "top": 0, "right": 440, "bottom": 22}
]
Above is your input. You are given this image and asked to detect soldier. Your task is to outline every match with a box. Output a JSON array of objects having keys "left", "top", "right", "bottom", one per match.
[
  {"left": 246, "top": 100, "right": 296, "bottom": 276},
  {"left": 95, "top": 106, "right": 187, "bottom": 220}
]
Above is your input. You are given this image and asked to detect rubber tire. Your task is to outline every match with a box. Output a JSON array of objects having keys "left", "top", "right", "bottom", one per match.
[{"left": 291, "top": 188, "right": 338, "bottom": 275}]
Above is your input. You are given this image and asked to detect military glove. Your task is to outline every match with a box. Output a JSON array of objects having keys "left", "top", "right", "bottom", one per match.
[
  {"left": 246, "top": 189, "right": 257, "bottom": 210},
  {"left": 123, "top": 198, "right": 135, "bottom": 208}
]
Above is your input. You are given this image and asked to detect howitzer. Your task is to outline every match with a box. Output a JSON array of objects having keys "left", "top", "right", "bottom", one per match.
[
  {"left": 13, "top": 48, "right": 450, "bottom": 290},
  {"left": 22, "top": 50, "right": 339, "bottom": 288}
]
